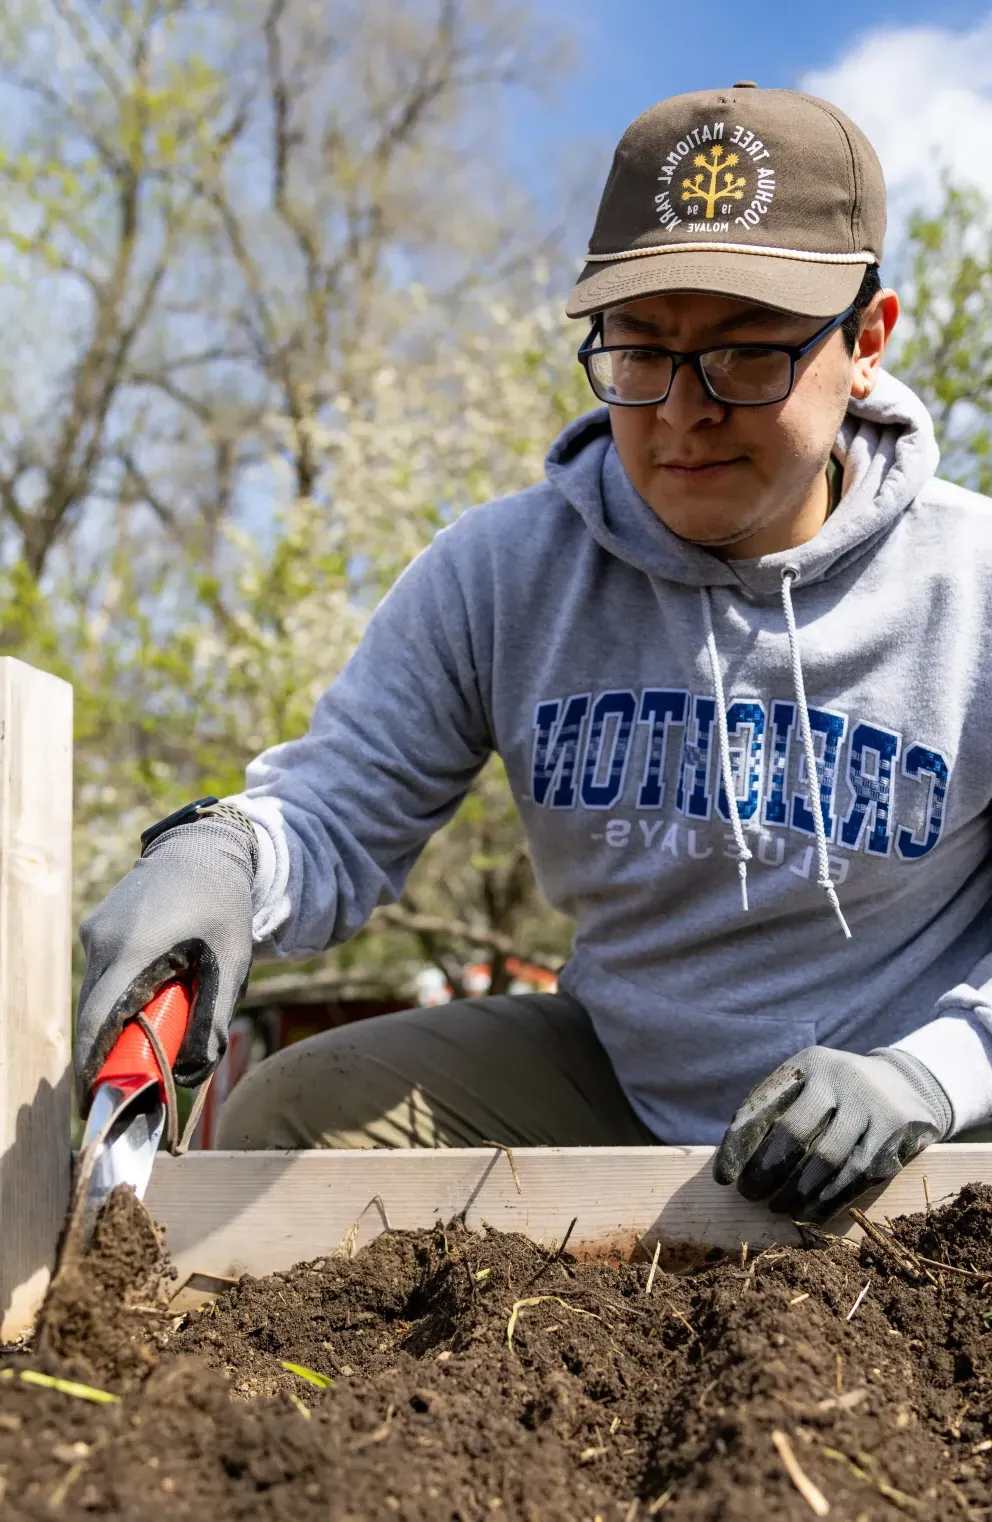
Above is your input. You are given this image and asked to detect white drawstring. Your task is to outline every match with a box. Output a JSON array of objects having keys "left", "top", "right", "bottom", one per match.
[
  {"left": 779, "top": 567, "right": 852, "bottom": 939},
  {"left": 700, "top": 576, "right": 853, "bottom": 939},
  {"left": 700, "top": 586, "right": 752, "bottom": 912}
]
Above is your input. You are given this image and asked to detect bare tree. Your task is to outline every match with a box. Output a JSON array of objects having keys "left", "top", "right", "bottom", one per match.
[
  {"left": 0, "top": 0, "right": 253, "bottom": 577},
  {"left": 0, "top": 0, "right": 581, "bottom": 998},
  {"left": 0, "top": 0, "right": 566, "bottom": 589}
]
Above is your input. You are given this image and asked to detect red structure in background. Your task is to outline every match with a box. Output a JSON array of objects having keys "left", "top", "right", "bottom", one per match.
[{"left": 461, "top": 958, "right": 558, "bottom": 996}]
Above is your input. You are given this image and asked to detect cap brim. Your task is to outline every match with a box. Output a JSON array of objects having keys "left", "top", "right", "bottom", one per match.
[{"left": 565, "top": 249, "right": 867, "bottom": 320}]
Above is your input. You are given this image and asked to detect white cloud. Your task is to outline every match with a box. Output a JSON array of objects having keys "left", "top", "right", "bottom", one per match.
[{"left": 802, "top": 15, "right": 992, "bottom": 253}]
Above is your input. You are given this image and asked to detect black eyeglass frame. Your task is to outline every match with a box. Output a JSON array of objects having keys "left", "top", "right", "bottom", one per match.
[{"left": 577, "top": 304, "right": 856, "bottom": 409}]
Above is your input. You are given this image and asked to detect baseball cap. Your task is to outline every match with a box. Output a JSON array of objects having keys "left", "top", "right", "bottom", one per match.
[{"left": 566, "top": 83, "right": 886, "bottom": 320}]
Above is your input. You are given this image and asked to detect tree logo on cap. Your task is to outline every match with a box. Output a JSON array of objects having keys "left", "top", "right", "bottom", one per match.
[
  {"left": 681, "top": 146, "right": 745, "bottom": 219},
  {"left": 655, "top": 122, "right": 776, "bottom": 236}
]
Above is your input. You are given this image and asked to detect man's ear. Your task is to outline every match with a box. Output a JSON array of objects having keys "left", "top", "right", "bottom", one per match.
[{"left": 851, "top": 289, "right": 899, "bottom": 400}]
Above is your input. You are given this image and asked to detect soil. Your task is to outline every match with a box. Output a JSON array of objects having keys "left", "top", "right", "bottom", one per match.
[
  {"left": 1, "top": 1182, "right": 991, "bottom": 1521},
  {"left": 34, "top": 1186, "right": 174, "bottom": 1386}
]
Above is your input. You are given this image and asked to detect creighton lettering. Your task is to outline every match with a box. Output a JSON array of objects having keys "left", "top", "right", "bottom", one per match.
[
  {"left": 791, "top": 708, "right": 848, "bottom": 843},
  {"left": 897, "top": 745, "right": 950, "bottom": 860},
  {"left": 529, "top": 685, "right": 952, "bottom": 868},
  {"left": 531, "top": 693, "right": 590, "bottom": 808},
  {"left": 676, "top": 696, "right": 717, "bottom": 820},
  {"left": 580, "top": 691, "right": 638, "bottom": 810},
  {"left": 840, "top": 722, "right": 900, "bottom": 856},
  {"left": 763, "top": 701, "right": 796, "bottom": 827},
  {"left": 716, "top": 701, "right": 766, "bottom": 823},
  {"left": 636, "top": 690, "right": 688, "bottom": 809}
]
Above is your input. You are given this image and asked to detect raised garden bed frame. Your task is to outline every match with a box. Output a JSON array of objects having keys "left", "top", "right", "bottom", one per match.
[{"left": 3, "top": 656, "right": 992, "bottom": 1340}]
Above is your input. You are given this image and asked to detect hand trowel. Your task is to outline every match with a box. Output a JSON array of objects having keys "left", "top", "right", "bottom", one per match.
[{"left": 53, "top": 980, "right": 193, "bottom": 1274}]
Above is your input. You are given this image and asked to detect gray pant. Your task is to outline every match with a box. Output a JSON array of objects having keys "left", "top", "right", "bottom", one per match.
[
  {"left": 214, "top": 990, "right": 992, "bottom": 1150},
  {"left": 215, "top": 991, "right": 657, "bottom": 1150}
]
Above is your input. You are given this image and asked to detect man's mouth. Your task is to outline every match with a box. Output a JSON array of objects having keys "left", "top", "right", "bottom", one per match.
[{"left": 655, "top": 456, "right": 745, "bottom": 480}]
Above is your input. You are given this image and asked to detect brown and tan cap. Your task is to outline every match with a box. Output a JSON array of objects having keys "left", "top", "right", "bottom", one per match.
[{"left": 567, "top": 83, "right": 886, "bottom": 320}]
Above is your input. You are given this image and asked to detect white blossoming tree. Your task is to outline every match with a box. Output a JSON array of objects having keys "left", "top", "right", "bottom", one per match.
[{"left": 0, "top": 0, "right": 587, "bottom": 999}]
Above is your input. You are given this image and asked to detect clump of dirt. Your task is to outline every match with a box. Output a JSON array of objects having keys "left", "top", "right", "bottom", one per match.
[
  {"left": 2, "top": 1184, "right": 991, "bottom": 1520},
  {"left": 34, "top": 1185, "right": 172, "bottom": 1387}
]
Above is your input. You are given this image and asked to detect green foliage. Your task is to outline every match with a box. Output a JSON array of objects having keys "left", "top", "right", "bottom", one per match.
[
  {"left": 0, "top": 0, "right": 580, "bottom": 1000},
  {"left": 890, "top": 182, "right": 992, "bottom": 492}
]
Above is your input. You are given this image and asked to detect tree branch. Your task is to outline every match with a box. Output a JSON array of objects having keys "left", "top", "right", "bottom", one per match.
[
  {"left": 373, "top": 903, "right": 563, "bottom": 976},
  {"left": 0, "top": 67, "right": 124, "bottom": 171}
]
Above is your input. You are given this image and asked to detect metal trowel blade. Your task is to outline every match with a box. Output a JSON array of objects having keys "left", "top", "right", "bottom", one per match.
[
  {"left": 87, "top": 1083, "right": 164, "bottom": 1211},
  {"left": 74, "top": 1080, "right": 165, "bottom": 1245}
]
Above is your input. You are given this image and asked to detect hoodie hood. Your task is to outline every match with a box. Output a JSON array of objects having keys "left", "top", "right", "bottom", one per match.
[{"left": 545, "top": 368, "right": 940, "bottom": 597}]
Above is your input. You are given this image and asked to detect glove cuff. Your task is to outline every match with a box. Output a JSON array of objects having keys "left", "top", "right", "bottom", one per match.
[
  {"left": 142, "top": 800, "right": 259, "bottom": 876},
  {"left": 142, "top": 812, "right": 258, "bottom": 886},
  {"left": 872, "top": 1046, "right": 953, "bottom": 1138},
  {"left": 197, "top": 802, "right": 260, "bottom": 872}
]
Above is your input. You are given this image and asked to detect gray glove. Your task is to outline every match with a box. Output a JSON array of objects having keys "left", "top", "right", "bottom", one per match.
[
  {"left": 75, "top": 804, "right": 257, "bottom": 1109},
  {"left": 713, "top": 1044, "right": 952, "bottom": 1222}
]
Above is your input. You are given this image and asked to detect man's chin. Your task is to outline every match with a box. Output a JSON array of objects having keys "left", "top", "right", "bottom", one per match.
[{"left": 651, "top": 503, "right": 766, "bottom": 549}]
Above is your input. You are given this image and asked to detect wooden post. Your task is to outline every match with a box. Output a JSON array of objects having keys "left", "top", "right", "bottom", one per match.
[{"left": 0, "top": 658, "right": 73, "bottom": 1342}]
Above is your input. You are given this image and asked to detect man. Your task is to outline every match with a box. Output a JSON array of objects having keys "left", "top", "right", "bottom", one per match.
[{"left": 75, "top": 84, "right": 992, "bottom": 1222}]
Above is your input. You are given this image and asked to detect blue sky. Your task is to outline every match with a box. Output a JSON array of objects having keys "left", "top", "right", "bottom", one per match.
[
  {"left": 509, "top": 0, "right": 992, "bottom": 254},
  {"left": 515, "top": 0, "right": 985, "bottom": 158}
]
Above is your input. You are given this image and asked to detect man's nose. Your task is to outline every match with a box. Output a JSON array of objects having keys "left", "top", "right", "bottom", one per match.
[{"left": 655, "top": 359, "right": 725, "bottom": 430}]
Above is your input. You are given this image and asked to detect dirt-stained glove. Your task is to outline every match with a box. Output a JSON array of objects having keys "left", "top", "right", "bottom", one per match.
[
  {"left": 713, "top": 1044, "right": 952, "bottom": 1222},
  {"left": 74, "top": 801, "right": 257, "bottom": 1109}
]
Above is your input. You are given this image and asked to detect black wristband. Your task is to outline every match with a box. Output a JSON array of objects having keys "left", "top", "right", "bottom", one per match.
[
  {"left": 140, "top": 797, "right": 219, "bottom": 853},
  {"left": 141, "top": 797, "right": 260, "bottom": 876}
]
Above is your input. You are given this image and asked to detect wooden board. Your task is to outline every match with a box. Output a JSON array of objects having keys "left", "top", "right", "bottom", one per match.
[
  {"left": 0, "top": 659, "right": 73, "bottom": 1341},
  {"left": 145, "top": 1142, "right": 992, "bottom": 1284}
]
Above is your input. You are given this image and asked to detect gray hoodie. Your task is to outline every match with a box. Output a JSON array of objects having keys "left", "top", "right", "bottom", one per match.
[{"left": 228, "top": 370, "right": 992, "bottom": 1144}]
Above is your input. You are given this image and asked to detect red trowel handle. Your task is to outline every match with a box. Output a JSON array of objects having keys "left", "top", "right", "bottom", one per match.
[{"left": 94, "top": 980, "right": 193, "bottom": 1100}]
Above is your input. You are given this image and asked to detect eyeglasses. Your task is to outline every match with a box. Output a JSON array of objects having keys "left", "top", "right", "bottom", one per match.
[{"left": 577, "top": 305, "right": 855, "bottom": 409}]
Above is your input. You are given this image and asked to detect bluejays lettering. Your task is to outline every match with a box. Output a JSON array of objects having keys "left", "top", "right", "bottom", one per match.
[{"left": 531, "top": 689, "right": 950, "bottom": 862}]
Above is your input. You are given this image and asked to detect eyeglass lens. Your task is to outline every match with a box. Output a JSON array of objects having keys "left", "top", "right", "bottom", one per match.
[{"left": 587, "top": 345, "right": 793, "bottom": 405}]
